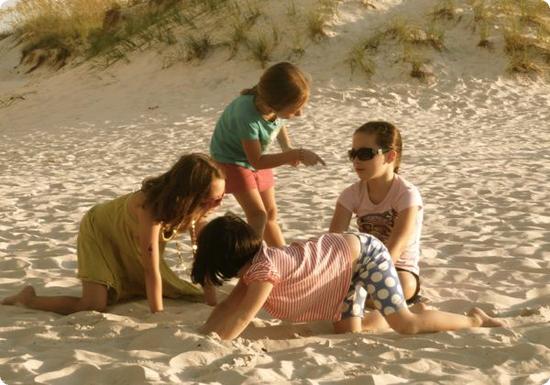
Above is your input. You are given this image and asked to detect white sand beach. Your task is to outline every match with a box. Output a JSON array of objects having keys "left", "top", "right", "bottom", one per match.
[{"left": 1, "top": 0, "right": 549, "bottom": 384}]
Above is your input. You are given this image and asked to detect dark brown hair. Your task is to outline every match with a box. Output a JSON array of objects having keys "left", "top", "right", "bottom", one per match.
[
  {"left": 241, "top": 62, "right": 310, "bottom": 112},
  {"left": 141, "top": 153, "right": 224, "bottom": 232},
  {"left": 354, "top": 121, "right": 403, "bottom": 173},
  {"left": 191, "top": 213, "right": 263, "bottom": 286}
]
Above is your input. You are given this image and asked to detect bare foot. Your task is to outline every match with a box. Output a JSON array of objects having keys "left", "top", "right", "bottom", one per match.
[
  {"left": 468, "top": 307, "right": 507, "bottom": 328},
  {"left": 2, "top": 286, "right": 36, "bottom": 306}
]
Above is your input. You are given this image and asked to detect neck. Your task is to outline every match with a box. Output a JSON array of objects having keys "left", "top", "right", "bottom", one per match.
[
  {"left": 254, "top": 97, "right": 276, "bottom": 121},
  {"left": 365, "top": 171, "right": 395, "bottom": 202}
]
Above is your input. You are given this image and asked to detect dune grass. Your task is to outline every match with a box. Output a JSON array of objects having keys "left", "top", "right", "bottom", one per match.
[
  {"left": 496, "top": 1, "right": 550, "bottom": 76},
  {"left": 346, "top": 43, "right": 375, "bottom": 78},
  {"left": 247, "top": 26, "right": 280, "bottom": 68},
  {"left": 430, "top": 0, "right": 457, "bottom": 21},
  {"left": 2, "top": 0, "right": 548, "bottom": 79}
]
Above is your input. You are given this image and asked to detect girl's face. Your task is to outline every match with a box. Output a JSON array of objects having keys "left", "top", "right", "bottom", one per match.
[
  {"left": 198, "top": 178, "right": 226, "bottom": 217},
  {"left": 276, "top": 98, "right": 308, "bottom": 119},
  {"left": 350, "top": 133, "right": 391, "bottom": 180}
]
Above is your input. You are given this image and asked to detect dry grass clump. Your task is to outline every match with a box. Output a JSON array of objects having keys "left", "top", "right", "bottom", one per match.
[
  {"left": 499, "top": 3, "right": 550, "bottom": 76},
  {"left": 466, "top": 0, "right": 549, "bottom": 76},
  {"left": 430, "top": 0, "right": 458, "bottom": 21},
  {"left": 346, "top": 43, "right": 375, "bottom": 77},
  {"left": 347, "top": 15, "right": 446, "bottom": 81},
  {"left": 468, "top": 0, "right": 494, "bottom": 48},
  {"left": 507, "top": 52, "right": 542, "bottom": 75},
  {"left": 5, "top": 0, "right": 198, "bottom": 70},
  {"left": 247, "top": 26, "right": 279, "bottom": 68},
  {"left": 306, "top": 9, "right": 330, "bottom": 41},
  {"left": 8, "top": 0, "right": 118, "bottom": 70},
  {"left": 184, "top": 34, "right": 213, "bottom": 62},
  {"left": 5, "top": 0, "right": 244, "bottom": 70},
  {"left": 402, "top": 45, "right": 434, "bottom": 80},
  {"left": 225, "top": 2, "right": 261, "bottom": 58},
  {"left": 306, "top": 0, "right": 341, "bottom": 41},
  {"left": 384, "top": 19, "right": 446, "bottom": 51},
  {"left": 477, "top": 23, "right": 494, "bottom": 49}
]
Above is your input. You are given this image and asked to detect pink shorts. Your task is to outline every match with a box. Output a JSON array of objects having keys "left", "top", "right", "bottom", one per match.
[{"left": 216, "top": 163, "right": 274, "bottom": 194}]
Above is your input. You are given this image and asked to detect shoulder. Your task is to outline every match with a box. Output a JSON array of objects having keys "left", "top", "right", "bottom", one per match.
[
  {"left": 243, "top": 243, "right": 281, "bottom": 284},
  {"left": 392, "top": 175, "right": 423, "bottom": 209},
  {"left": 337, "top": 181, "right": 363, "bottom": 210},
  {"left": 340, "top": 181, "right": 362, "bottom": 197},
  {"left": 395, "top": 175, "right": 421, "bottom": 196},
  {"left": 131, "top": 191, "right": 161, "bottom": 229},
  {"left": 231, "top": 95, "right": 258, "bottom": 117}
]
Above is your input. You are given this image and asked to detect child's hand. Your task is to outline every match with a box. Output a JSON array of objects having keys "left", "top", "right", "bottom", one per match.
[
  {"left": 300, "top": 149, "right": 326, "bottom": 166},
  {"left": 284, "top": 148, "right": 300, "bottom": 167},
  {"left": 288, "top": 158, "right": 300, "bottom": 167}
]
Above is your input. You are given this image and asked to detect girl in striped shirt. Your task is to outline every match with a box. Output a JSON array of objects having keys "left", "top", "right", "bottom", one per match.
[{"left": 191, "top": 214, "right": 505, "bottom": 340}]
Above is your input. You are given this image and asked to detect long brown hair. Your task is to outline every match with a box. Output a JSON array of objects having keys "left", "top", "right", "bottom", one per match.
[
  {"left": 141, "top": 153, "right": 224, "bottom": 232},
  {"left": 241, "top": 62, "right": 310, "bottom": 112},
  {"left": 355, "top": 121, "right": 403, "bottom": 173}
]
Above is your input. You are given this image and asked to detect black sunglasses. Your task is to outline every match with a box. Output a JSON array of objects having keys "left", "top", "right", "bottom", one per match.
[{"left": 348, "top": 147, "right": 388, "bottom": 161}]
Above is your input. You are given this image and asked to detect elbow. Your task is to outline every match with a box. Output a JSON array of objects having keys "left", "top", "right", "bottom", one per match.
[
  {"left": 247, "top": 156, "right": 264, "bottom": 170},
  {"left": 248, "top": 160, "right": 261, "bottom": 170}
]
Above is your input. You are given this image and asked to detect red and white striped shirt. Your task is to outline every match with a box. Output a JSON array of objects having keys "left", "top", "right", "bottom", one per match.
[{"left": 242, "top": 233, "right": 354, "bottom": 322}]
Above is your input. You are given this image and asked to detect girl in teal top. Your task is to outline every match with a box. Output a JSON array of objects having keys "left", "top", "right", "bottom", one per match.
[{"left": 210, "top": 62, "right": 325, "bottom": 247}]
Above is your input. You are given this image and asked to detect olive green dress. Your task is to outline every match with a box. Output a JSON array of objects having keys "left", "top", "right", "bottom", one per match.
[{"left": 76, "top": 193, "right": 202, "bottom": 304}]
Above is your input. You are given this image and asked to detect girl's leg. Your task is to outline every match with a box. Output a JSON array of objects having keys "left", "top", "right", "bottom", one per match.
[
  {"left": 397, "top": 270, "right": 419, "bottom": 302},
  {"left": 384, "top": 306, "right": 505, "bottom": 335},
  {"left": 259, "top": 187, "right": 285, "bottom": 247},
  {"left": 233, "top": 188, "right": 268, "bottom": 241},
  {"left": 361, "top": 303, "right": 429, "bottom": 332},
  {"left": 2, "top": 281, "right": 108, "bottom": 315},
  {"left": 364, "top": 270, "right": 419, "bottom": 309}
]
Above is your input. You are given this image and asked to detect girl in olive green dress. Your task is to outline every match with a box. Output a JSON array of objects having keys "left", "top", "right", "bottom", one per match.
[{"left": 2, "top": 153, "right": 225, "bottom": 314}]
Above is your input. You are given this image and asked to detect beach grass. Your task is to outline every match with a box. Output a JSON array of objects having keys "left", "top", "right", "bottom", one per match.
[{"left": 1, "top": 0, "right": 548, "bottom": 77}]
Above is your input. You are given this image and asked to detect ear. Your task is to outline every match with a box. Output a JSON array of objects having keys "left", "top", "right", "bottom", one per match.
[{"left": 385, "top": 150, "right": 397, "bottom": 163}]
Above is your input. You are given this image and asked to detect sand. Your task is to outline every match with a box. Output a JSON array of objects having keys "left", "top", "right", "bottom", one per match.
[{"left": 1, "top": 0, "right": 550, "bottom": 384}]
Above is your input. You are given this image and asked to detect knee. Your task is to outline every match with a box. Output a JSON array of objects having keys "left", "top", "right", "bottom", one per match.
[
  {"left": 78, "top": 298, "right": 107, "bottom": 313},
  {"left": 391, "top": 322, "right": 418, "bottom": 335},
  {"left": 264, "top": 206, "right": 278, "bottom": 222},
  {"left": 398, "top": 274, "right": 418, "bottom": 300},
  {"left": 247, "top": 209, "right": 268, "bottom": 224}
]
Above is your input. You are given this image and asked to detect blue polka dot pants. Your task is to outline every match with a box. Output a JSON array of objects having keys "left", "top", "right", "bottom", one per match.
[{"left": 341, "top": 233, "right": 407, "bottom": 319}]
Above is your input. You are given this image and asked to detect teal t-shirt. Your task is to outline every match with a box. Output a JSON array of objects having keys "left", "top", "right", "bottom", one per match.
[{"left": 210, "top": 94, "right": 284, "bottom": 170}]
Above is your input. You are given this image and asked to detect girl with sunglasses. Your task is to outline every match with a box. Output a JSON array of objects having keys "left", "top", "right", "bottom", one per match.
[
  {"left": 210, "top": 62, "right": 325, "bottom": 247},
  {"left": 191, "top": 213, "right": 504, "bottom": 340},
  {"left": 330, "top": 121, "right": 423, "bottom": 309},
  {"left": 2, "top": 154, "right": 225, "bottom": 314}
]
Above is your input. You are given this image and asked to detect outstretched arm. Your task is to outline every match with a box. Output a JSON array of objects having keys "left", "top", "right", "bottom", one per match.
[
  {"left": 242, "top": 138, "right": 325, "bottom": 169},
  {"left": 189, "top": 218, "right": 217, "bottom": 305},
  {"left": 137, "top": 213, "right": 164, "bottom": 313},
  {"left": 242, "top": 139, "right": 300, "bottom": 169},
  {"left": 201, "top": 280, "right": 273, "bottom": 340}
]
